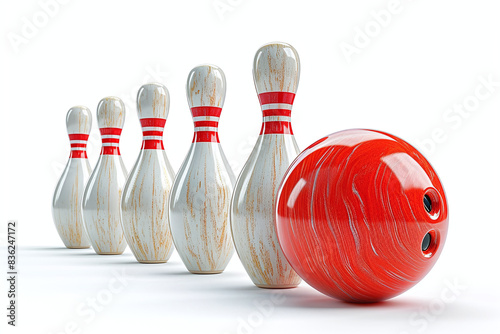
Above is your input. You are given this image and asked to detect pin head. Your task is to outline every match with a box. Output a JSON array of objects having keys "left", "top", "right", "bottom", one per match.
[
  {"left": 97, "top": 97, "right": 124, "bottom": 156},
  {"left": 186, "top": 65, "right": 226, "bottom": 144},
  {"left": 253, "top": 42, "right": 299, "bottom": 136},
  {"left": 66, "top": 106, "right": 92, "bottom": 135},
  {"left": 66, "top": 106, "right": 91, "bottom": 158},
  {"left": 253, "top": 42, "right": 300, "bottom": 95},
  {"left": 137, "top": 83, "right": 170, "bottom": 120},
  {"left": 137, "top": 83, "right": 169, "bottom": 150},
  {"left": 186, "top": 64, "right": 226, "bottom": 109},
  {"left": 97, "top": 97, "right": 125, "bottom": 129}
]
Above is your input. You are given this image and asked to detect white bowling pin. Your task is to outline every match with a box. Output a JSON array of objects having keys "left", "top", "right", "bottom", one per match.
[
  {"left": 230, "top": 42, "right": 302, "bottom": 288},
  {"left": 169, "top": 65, "right": 235, "bottom": 274},
  {"left": 52, "top": 106, "right": 92, "bottom": 249},
  {"left": 121, "top": 83, "right": 175, "bottom": 263},
  {"left": 82, "top": 97, "right": 128, "bottom": 255}
]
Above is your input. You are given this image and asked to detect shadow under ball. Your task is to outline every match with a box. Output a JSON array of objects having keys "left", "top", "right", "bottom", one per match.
[{"left": 275, "top": 129, "right": 449, "bottom": 303}]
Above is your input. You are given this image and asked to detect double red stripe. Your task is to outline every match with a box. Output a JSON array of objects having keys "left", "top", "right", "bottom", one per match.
[
  {"left": 191, "top": 107, "right": 222, "bottom": 143},
  {"left": 258, "top": 92, "right": 295, "bottom": 135},
  {"left": 69, "top": 134, "right": 89, "bottom": 158},
  {"left": 140, "top": 118, "right": 165, "bottom": 150},
  {"left": 99, "top": 128, "right": 122, "bottom": 155}
]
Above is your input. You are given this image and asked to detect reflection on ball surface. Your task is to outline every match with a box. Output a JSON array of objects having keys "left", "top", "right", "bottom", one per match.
[{"left": 276, "top": 129, "right": 449, "bottom": 303}]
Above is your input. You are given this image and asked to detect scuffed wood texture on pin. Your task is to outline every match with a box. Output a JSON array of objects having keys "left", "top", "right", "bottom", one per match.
[
  {"left": 121, "top": 83, "right": 175, "bottom": 263},
  {"left": 186, "top": 65, "right": 225, "bottom": 107},
  {"left": 52, "top": 106, "right": 92, "bottom": 248},
  {"left": 231, "top": 42, "right": 302, "bottom": 288},
  {"left": 253, "top": 42, "right": 300, "bottom": 94},
  {"left": 169, "top": 65, "right": 235, "bottom": 273},
  {"left": 82, "top": 97, "right": 128, "bottom": 255},
  {"left": 96, "top": 97, "right": 126, "bottom": 128}
]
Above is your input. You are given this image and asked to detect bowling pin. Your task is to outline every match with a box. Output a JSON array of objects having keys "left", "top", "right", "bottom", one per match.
[
  {"left": 52, "top": 106, "right": 92, "bottom": 249},
  {"left": 169, "top": 65, "right": 235, "bottom": 274},
  {"left": 230, "top": 42, "right": 302, "bottom": 288},
  {"left": 121, "top": 83, "right": 175, "bottom": 263},
  {"left": 82, "top": 97, "right": 128, "bottom": 255}
]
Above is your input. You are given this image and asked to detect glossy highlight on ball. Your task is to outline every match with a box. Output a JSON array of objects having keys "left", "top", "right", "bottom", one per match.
[{"left": 275, "top": 129, "right": 449, "bottom": 303}]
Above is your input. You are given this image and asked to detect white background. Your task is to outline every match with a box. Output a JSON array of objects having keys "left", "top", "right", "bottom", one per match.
[{"left": 1, "top": 0, "right": 499, "bottom": 333}]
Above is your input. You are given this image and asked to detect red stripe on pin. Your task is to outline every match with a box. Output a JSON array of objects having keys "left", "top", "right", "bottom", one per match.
[
  {"left": 142, "top": 140, "right": 164, "bottom": 150},
  {"left": 102, "top": 138, "right": 120, "bottom": 143},
  {"left": 98, "top": 128, "right": 121, "bottom": 155},
  {"left": 140, "top": 118, "right": 166, "bottom": 127},
  {"left": 70, "top": 151, "right": 87, "bottom": 159},
  {"left": 262, "top": 109, "right": 292, "bottom": 117},
  {"left": 100, "top": 128, "right": 122, "bottom": 136},
  {"left": 68, "top": 134, "right": 89, "bottom": 141},
  {"left": 68, "top": 134, "right": 88, "bottom": 158},
  {"left": 260, "top": 121, "right": 293, "bottom": 135},
  {"left": 193, "top": 131, "right": 219, "bottom": 143},
  {"left": 258, "top": 92, "right": 295, "bottom": 105},
  {"left": 191, "top": 107, "right": 222, "bottom": 118},
  {"left": 194, "top": 121, "right": 219, "bottom": 128},
  {"left": 142, "top": 131, "right": 163, "bottom": 137},
  {"left": 140, "top": 119, "right": 165, "bottom": 150},
  {"left": 101, "top": 147, "right": 120, "bottom": 155}
]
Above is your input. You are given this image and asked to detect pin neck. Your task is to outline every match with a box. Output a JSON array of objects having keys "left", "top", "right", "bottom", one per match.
[
  {"left": 191, "top": 106, "right": 222, "bottom": 143},
  {"left": 100, "top": 128, "right": 122, "bottom": 155},
  {"left": 258, "top": 92, "right": 295, "bottom": 135},
  {"left": 68, "top": 134, "right": 89, "bottom": 158},
  {"left": 140, "top": 118, "right": 165, "bottom": 150}
]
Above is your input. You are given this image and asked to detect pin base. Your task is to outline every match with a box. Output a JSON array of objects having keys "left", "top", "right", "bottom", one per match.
[
  {"left": 97, "top": 252, "right": 124, "bottom": 255},
  {"left": 189, "top": 270, "right": 223, "bottom": 275},
  {"left": 66, "top": 246, "right": 91, "bottom": 249},
  {"left": 138, "top": 260, "right": 167, "bottom": 264},
  {"left": 255, "top": 284, "right": 298, "bottom": 289}
]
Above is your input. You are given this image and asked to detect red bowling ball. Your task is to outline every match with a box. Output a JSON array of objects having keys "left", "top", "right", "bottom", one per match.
[{"left": 275, "top": 129, "right": 449, "bottom": 303}]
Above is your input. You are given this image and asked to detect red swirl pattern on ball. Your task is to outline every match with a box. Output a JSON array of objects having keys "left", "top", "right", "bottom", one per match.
[{"left": 275, "top": 129, "right": 449, "bottom": 303}]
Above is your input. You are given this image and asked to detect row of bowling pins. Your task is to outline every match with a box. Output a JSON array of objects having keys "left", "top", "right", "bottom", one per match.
[{"left": 52, "top": 42, "right": 302, "bottom": 288}]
